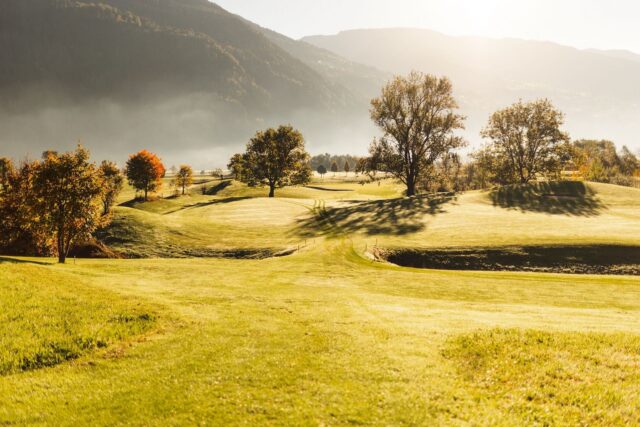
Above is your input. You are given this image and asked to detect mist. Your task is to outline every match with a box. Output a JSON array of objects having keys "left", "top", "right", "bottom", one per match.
[{"left": 0, "top": 93, "right": 376, "bottom": 168}]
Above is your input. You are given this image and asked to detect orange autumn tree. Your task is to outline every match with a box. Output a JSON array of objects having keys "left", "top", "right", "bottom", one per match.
[{"left": 125, "top": 150, "right": 165, "bottom": 201}]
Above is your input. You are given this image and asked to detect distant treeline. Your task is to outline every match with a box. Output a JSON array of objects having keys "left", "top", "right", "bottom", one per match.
[{"left": 310, "top": 154, "right": 361, "bottom": 171}]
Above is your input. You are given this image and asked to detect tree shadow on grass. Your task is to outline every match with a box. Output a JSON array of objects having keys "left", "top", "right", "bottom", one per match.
[
  {"left": 204, "top": 180, "right": 232, "bottom": 195},
  {"left": 164, "top": 196, "right": 253, "bottom": 215},
  {"left": 304, "top": 185, "right": 353, "bottom": 192},
  {"left": 489, "top": 181, "right": 605, "bottom": 216},
  {"left": 294, "top": 194, "right": 455, "bottom": 238},
  {"left": 0, "top": 257, "right": 52, "bottom": 266}
]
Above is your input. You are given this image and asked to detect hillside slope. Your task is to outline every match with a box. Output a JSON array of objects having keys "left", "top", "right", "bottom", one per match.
[{"left": 0, "top": 0, "right": 377, "bottom": 163}]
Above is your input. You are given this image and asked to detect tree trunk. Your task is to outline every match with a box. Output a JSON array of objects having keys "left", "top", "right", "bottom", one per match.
[
  {"left": 144, "top": 187, "right": 148, "bottom": 201},
  {"left": 268, "top": 184, "right": 275, "bottom": 198},
  {"left": 57, "top": 234, "right": 65, "bottom": 264},
  {"left": 406, "top": 179, "right": 416, "bottom": 197}
]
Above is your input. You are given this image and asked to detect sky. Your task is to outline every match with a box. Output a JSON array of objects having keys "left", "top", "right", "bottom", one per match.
[{"left": 213, "top": 0, "right": 640, "bottom": 54}]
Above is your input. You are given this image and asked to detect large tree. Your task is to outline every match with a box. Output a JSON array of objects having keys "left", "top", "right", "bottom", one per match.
[
  {"left": 98, "top": 160, "right": 124, "bottom": 216},
  {"left": 34, "top": 147, "right": 105, "bottom": 263},
  {"left": 125, "top": 150, "right": 165, "bottom": 201},
  {"left": 368, "top": 72, "right": 466, "bottom": 196},
  {"left": 175, "top": 165, "right": 194, "bottom": 195},
  {"left": 239, "top": 125, "right": 311, "bottom": 197},
  {"left": 481, "top": 99, "right": 570, "bottom": 184}
]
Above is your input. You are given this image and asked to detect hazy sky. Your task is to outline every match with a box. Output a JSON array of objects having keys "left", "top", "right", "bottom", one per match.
[{"left": 213, "top": 0, "right": 640, "bottom": 53}]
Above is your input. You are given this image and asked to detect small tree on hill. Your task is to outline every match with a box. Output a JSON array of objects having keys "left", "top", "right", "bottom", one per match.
[
  {"left": 125, "top": 150, "right": 165, "bottom": 201},
  {"left": 98, "top": 160, "right": 124, "bottom": 216},
  {"left": 344, "top": 161, "right": 350, "bottom": 176},
  {"left": 481, "top": 99, "right": 570, "bottom": 184},
  {"left": 317, "top": 164, "right": 327, "bottom": 179},
  {"left": 239, "top": 125, "right": 311, "bottom": 197},
  {"left": 175, "top": 165, "right": 194, "bottom": 195},
  {"left": 35, "top": 147, "right": 105, "bottom": 264},
  {"left": 366, "top": 72, "right": 466, "bottom": 196},
  {"left": 330, "top": 161, "right": 339, "bottom": 177},
  {"left": 211, "top": 168, "right": 224, "bottom": 180}
]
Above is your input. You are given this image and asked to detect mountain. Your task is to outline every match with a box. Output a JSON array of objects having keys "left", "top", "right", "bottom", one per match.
[
  {"left": 585, "top": 49, "right": 640, "bottom": 64},
  {"left": 304, "top": 29, "right": 640, "bottom": 151},
  {"left": 0, "top": 0, "right": 381, "bottom": 165}
]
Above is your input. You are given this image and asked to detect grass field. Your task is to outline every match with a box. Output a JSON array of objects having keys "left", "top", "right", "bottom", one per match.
[{"left": 1, "top": 176, "right": 640, "bottom": 425}]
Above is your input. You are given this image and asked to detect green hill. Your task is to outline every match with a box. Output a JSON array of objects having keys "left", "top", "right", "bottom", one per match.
[
  {"left": 2, "top": 178, "right": 640, "bottom": 423},
  {"left": 101, "top": 178, "right": 640, "bottom": 261}
]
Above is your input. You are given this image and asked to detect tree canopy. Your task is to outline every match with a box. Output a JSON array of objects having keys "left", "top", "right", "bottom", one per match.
[
  {"left": 238, "top": 125, "right": 311, "bottom": 197},
  {"left": 228, "top": 154, "right": 246, "bottom": 181},
  {"left": 480, "top": 99, "right": 570, "bottom": 184},
  {"left": 330, "top": 161, "right": 339, "bottom": 175},
  {"left": 125, "top": 150, "right": 165, "bottom": 201},
  {"left": 98, "top": 160, "right": 124, "bottom": 216},
  {"left": 175, "top": 165, "right": 194, "bottom": 195},
  {"left": 35, "top": 147, "right": 105, "bottom": 263},
  {"left": 366, "top": 72, "right": 466, "bottom": 196}
]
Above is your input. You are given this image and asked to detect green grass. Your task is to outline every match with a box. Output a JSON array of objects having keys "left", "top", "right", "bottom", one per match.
[
  {"left": 444, "top": 329, "right": 640, "bottom": 425},
  {"left": 1, "top": 179, "right": 640, "bottom": 424},
  {"left": 0, "top": 260, "right": 158, "bottom": 376}
]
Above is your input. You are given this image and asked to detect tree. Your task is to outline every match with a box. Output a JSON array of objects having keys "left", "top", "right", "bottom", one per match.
[
  {"left": 239, "top": 125, "right": 311, "bottom": 197},
  {"left": 367, "top": 72, "right": 466, "bottom": 196},
  {"left": 343, "top": 161, "right": 351, "bottom": 176},
  {"left": 0, "top": 160, "right": 51, "bottom": 256},
  {"left": 619, "top": 146, "right": 640, "bottom": 176},
  {"left": 125, "top": 150, "right": 165, "bottom": 201},
  {"left": 98, "top": 160, "right": 124, "bottom": 216},
  {"left": 211, "top": 168, "right": 224, "bottom": 180},
  {"left": 330, "top": 161, "right": 339, "bottom": 177},
  {"left": 317, "top": 164, "right": 327, "bottom": 179},
  {"left": 481, "top": 99, "right": 570, "bottom": 184},
  {"left": 175, "top": 165, "right": 194, "bottom": 195},
  {"left": 228, "top": 154, "right": 245, "bottom": 181},
  {"left": 34, "top": 147, "right": 104, "bottom": 264},
  {"left": 0, "top": 157, "right": 12, "bottom": 189}
]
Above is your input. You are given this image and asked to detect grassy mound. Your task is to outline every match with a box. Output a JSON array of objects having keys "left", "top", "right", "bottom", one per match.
[
  {"left": 443, "top": 329, "right": 640, "bottom": 425},
  {"left": 0, "top": 260, "right": 157, "bottom": 375},
  {"left": 376, "top": 181, "right": 640, "bottom": 249}
]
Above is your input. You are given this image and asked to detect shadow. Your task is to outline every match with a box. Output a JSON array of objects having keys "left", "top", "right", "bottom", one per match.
[
  {"left": 384, "top": 245, "right": 640, "bottom": 275},
  {"left": 204, "top": 180, "right": 232, "bottom": 195},
  {"left": 0, "top": 256, "right": 52, "bottom": 266},
  {"left": 294, "top": 194, "right": 454, "bottom": 238},
  {"left": 489, "top": 181, "right": 604, "bottom": 216},
  {"left": 305, "top": 185, "right": 353, "bottom": 192},
  {"left": 164, "top": 196, "right": 252, "bottom": 214}
]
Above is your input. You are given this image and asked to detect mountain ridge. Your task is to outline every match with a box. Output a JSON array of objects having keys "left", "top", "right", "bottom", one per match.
[{"left": 303, "top": 28, "right": 640, "bottom": 151}]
